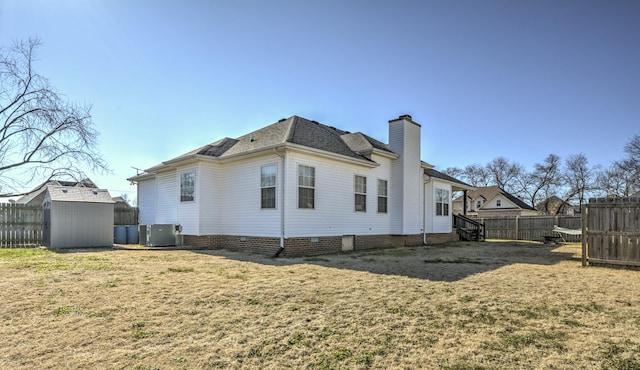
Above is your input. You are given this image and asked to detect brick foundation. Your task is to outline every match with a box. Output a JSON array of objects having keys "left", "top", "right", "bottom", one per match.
[
  {"left": 424, "top": 232, "right": 459, "bottom": 244},
  {"left": 183, "top": 231, "right": 457, "bottom": 257}
]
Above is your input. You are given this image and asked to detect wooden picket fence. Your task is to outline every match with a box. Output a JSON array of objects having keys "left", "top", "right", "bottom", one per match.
[
  {"left": 582, "top": 197, "right": 640, "bottom": 267},
  {"left": 0, "top": 204, "right": 43, "bottom": 247},
  {"left": 474, "top": 215, "right": 582, "bottom": 242}
]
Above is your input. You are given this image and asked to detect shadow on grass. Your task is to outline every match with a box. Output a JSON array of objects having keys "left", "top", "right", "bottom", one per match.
[
  {"left": 33, "top": 240, "right": 580, "bottom": 282},
  {"left": 190, "top": 240, "right": 581, "bottom": 282}
]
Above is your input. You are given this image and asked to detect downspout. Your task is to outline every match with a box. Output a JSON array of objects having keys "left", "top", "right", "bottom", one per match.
[
  {"left": 423, "top": 176, "right": 431, "bottom": 245},
  {"left": 272, "top": 148, "right": 286, "bottom": 257}
]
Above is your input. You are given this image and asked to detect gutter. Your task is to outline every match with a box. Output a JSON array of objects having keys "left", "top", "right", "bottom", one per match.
[
  {"left": 423, "top": 175, "right": 431, "bottom": 245},
  {"left": 272, "top": 147, "right": 286, "bottom": 257}
]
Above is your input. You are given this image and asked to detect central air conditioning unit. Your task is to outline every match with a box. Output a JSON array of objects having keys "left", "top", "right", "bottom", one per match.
[{"left": 138, "top": 224, "right": 181, "bottom": 247}]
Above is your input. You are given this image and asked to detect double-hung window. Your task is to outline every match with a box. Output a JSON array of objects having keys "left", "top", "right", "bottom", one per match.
[
  {"left": 377, "top": 179, "right": 387, "bottom": 213},
  {"left": 261, "top": 165, "right": 276, "bottom": 209},
  {"left": 354, "top": 175, "right": 366, "bottom": 212},
  {"left": 298, "top": 165, "right": 315, "bottom": 209},
  {"left": 180, "top": 171, "right": 196, "bottom": 202},
  {"left": 435, "top": 188, "right": 449, "bottom": 216}
]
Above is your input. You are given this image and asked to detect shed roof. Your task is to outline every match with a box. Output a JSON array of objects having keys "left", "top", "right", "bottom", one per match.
[{"left": 45, "top": 186, "right": 114, "bottom": 204}]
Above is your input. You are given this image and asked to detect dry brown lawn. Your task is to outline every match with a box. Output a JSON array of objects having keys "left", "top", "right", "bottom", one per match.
[{"left": 1, "top": 240, "right": 640, "bottom": 369}]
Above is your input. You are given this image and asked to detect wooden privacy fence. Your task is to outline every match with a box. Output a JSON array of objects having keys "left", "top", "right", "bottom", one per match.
[
  {"left": 475, "top": 215, "right": 582, "bottom": 242},
  {"left": 0, "top": 204, "right": 43, "bottom": 247},
  {"left": 582, "top": 197, "right": 640, "bottom": 267},
  {"left": 114, "top": 207, "right": 138, "bottom": 225}
]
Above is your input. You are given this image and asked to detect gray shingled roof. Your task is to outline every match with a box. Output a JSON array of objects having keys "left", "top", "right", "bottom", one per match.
[
  {"left": 424, "top": 168, "right": 473, "bottom": 188},
  {"left": 166, "top": 116, "right": 394, "bottom": 165},
  {"left": 45, "top": 185, "right": 114, "bottom": 204}
]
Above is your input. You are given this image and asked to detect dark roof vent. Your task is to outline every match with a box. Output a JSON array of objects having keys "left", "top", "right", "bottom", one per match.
[
  {"left": 399, "top": 114, "right": 412, "bottom": 120},
  {"left": 62, "top": 188, "right": 68, "bottom": 193},
  {"left": 250, "top": 134, "right": 255, "bottom": 142},
  {"left": 92, "top": 190, "right": 98, "bottom": 195},
  {"left": 278, "top": 118, "right": 286, "bottom": 122}
]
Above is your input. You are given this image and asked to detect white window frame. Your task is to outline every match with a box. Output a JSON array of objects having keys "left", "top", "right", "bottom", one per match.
[
  {"left": 298, "top": 165, "right": 315, "bottom": 209},
  {"left": 180, "top": 171, "right": 196, "bottom": 202},
  {"left": 435, "top": 188, "right": 449, "bottom": 216},
  {"left": 354, "top": 175, "right": 366, "bottom": 212},
  {"left": 260, "top": 165, "right": 277, "bottom": 209},
  {"left": 377, "top": 179, "right": 388, "bottom": 213}
]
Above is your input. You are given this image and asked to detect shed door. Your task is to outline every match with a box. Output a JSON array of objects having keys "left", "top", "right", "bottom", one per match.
[{"left": 43, "top": 206, "right": 51, "bottom": 247}]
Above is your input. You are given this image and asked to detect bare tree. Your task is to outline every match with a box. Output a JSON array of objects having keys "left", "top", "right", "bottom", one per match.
[
  {"left": 442, "top": 166, "right": 463, "bottom": 180},
  {"left": 486, "top": 156, "right": 523, "bottom": 193},
  {"left": 462, "top": 163, "right": 490, "bottom": 187},
  {"left": 595, "top": 134, "right": 640, "bottom": 197},
  {"left": 0, "top": 38, "right": 108, "bottom": 195},
  {"left": 562, "top": 154, "right": 597, "bottom": 206},
  {"left": 596, "top": 162, "right": 635, "bottom": 197},
  {"left": 624, "top": 133, "right": 640, "bottom": 164},
  {"left": 622, "top": 133, "right": 640, "bottom": 194},
  {"left": 519, "top": 154, "right": 561, "bottom": 207}
]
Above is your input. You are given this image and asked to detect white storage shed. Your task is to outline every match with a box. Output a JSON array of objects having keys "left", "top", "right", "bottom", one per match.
[{"left": 43, "top": 185, "right": 115, "bottom": 248}]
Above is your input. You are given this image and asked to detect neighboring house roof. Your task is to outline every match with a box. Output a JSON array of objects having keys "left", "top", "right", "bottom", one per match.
[
  {"left": 535, "top": 195, "right": 575, "bottom": 215},
  {"left": 112, "top": 196, "right": 132, "bottom": 208},
  {"left": 44, "top": 185, "right": 114, "bottom": 204},
  {"left": 0, "top": 196, "right": 21, "bottom": 204},
  {"left": 15, "top": 178, "right": 98, "bottom": 205},
  {"left": 455, "top": 186, "right": 536, "bottom": 211},
  {"left": 131, "top": 116, "right": 398, "bottom": 180},
  {"left": 486, "top": 187, "right": 535, "bottom": 211}
]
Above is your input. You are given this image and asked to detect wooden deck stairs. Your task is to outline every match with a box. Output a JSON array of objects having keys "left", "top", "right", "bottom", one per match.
[{"left": 453, "top": 214, "right": 485, "bottom": 242}]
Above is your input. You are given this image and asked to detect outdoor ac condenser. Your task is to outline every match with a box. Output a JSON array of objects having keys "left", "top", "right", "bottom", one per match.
[{"left": 138, "top": 224, "right": 178, "bottom": 247}]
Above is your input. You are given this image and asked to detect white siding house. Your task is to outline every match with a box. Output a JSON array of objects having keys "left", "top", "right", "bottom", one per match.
[
  {"left": 137, "top": 179, "right": 156, "bottom": 224},
  {"left": 129, "top": 115, "right": 473, "bottom": 256}
]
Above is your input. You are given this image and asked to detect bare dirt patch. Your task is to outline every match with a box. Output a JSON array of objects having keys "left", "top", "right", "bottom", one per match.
[{"left": 1, "top": 241, "right": 639, "bottom": 369}]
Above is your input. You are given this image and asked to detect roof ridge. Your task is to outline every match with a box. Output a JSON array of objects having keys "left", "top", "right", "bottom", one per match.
[
  {"left": 499, "top": 189, "right": 535, "bottom": 210},
  {"left": 284, "top": 116, "right": 297, "bottom": 142}
]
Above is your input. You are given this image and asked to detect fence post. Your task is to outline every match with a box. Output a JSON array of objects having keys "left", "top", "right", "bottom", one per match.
[
  {"left": 581, "top": 204, "right": 587, "bottom": 266},
  {"left": 514, "top": 215, "right": 519, "bottom": 240}
]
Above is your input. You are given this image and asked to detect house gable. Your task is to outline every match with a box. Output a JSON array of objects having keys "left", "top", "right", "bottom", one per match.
[
  {"left": 453, "top": 185, "right": 537, "bottom": 216},
  {"left": 480, "top": 193, "right": 521, "bottom": 210}
]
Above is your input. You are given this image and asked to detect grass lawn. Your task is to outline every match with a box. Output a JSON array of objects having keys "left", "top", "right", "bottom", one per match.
[{"left": 1, "top": 241, "right": 640, "bottom": 369}]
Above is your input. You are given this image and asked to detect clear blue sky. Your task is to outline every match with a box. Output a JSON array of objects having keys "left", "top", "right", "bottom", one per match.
[{"left": 2, "top": 0, "right": 639, "bottom": 203}]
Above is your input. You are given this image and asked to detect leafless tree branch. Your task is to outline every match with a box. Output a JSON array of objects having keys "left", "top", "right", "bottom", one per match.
[{"left": 0, "top": 38, "right": 109, "bottom": 194}]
